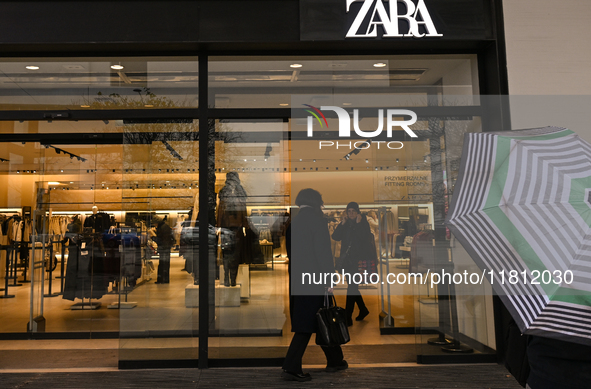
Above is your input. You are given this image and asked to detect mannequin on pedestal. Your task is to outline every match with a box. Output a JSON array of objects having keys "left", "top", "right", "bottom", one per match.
[{"left": 216, "top": 172, "right": 247, "bottom": 287}]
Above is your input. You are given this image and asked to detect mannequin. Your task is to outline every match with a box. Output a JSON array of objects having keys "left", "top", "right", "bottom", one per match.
[
  {"left": 216, "top": 171, "right": 247, "bottom": 287},
  {"left": 84, "top": 206, "right": 111, "bottom": 233}
]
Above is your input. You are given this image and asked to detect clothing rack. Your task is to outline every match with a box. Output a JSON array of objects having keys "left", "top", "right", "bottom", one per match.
[
  {"left": 43, "top": 240, "right": 62, "bottom": 298},
  {"left": 0, "top": 245, "right": 15, "bottom": 298},
  {"left": 67, "top": 231, "right": 103, "bottom": 310},
  {"left": 108, "top": 226, "right": 139, "bottom": 309}
]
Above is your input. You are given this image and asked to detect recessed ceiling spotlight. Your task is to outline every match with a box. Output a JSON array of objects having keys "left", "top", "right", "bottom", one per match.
[
  {"left": 80, "top": 105, "right": 90, "bottom": 108},
  {"left": 110, "top": 64, "right": 124, "bottom": 70},
  {"left": 342, "top": 103, "right": 352, "bottom": 106},
  {"left": 279, "top": 103, "right": 289, "bottom": 106},
  {"left": 144, "top": 104, "right": 154, "bottom": 108},
  {"left": 290, "top": 63, "right": 303, "bottom": 68},
  {"left": 26, "top": 65, "right": 40, "bottom": 70},
  {"left": 373, "top": 62, "right": 387, "bottom": 68}
]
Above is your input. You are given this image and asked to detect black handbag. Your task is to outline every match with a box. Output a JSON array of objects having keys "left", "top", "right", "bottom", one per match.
[{"left": 316, "top": 292, "right": 350, "bottom": 346}]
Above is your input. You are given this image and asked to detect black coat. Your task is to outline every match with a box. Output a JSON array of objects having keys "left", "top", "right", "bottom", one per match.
[
  {"left": 287, "top": 207, "right": 335, "bottom": 333},
  {"left": 527, "top": 335, "right": 591, "bottom": 389},
  {"left": 331, "top": 214, "right": 373, "bottom": 273},
  {"left": 156, "top": 221, "right": 174, "bottom": 250}
]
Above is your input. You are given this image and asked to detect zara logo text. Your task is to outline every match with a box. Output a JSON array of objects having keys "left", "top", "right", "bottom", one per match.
[{"left": 346, "top": 0, "right": 442, "bottom": 38}]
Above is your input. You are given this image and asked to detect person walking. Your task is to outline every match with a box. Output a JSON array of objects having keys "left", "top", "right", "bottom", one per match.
[
  {"left": 331, "top": 202, "right": 371, "bottom": 326},
  {"left": 282, "top": 188, "right": 348, "bottom": 382}
]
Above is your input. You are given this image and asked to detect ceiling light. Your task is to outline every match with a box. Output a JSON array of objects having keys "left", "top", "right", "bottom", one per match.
[
  {"left": 48, "top": 181, "right": 60, "bottom": 185},
  {"left": 342, "top": 103, "right": 352, "bottom": 106},
  {"left": 279, "top": 103, "right": 289, "bottom": 106},
  {"left": 373, "top": 62, "right": 387, "bottom": 68},
  {"left": 111, "top": 64, "right": 124, "bottom": 70},
  {"left": 144, "top": 104, "right": 154, "bottom": 108},
  {"left": 80, "top": 105, "right": 90, "bottom": 108},
  {"left": 25, "top": 65, "right": 39, "bottom": 70},
  {"left": 290, "top": 63, "right": 303, "bottom": 68}
]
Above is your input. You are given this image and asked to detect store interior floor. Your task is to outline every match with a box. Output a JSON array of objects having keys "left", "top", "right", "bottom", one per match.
[{"left": 0, "top": 254, "right": 446, "bottom": 369}]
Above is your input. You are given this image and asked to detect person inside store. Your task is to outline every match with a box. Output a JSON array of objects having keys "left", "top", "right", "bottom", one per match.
[
  {"left": 331, "top": 202, "right": 372, "bottom": 326},
  {"left": 154, "top": 215, "right": 174, "bottom": 284},
  {"left": 282, "top": 188, "right": 347, "bottom": 382},
  {"left": 216, "top": 171, "right": 248, "bottom": 287}
]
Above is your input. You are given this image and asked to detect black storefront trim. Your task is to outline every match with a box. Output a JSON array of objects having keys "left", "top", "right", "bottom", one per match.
[
  {"left": 119, "top": 358, "right": 285, "bottom": 370},
  {"left": 0, "top": 106, "right": 482, "bottom": 123},
  {"left": 198, "top": 53, "right": 210, "bottom": 369}
]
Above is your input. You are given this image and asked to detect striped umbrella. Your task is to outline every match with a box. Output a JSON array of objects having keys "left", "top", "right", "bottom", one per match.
[{"left": 446, "top": 126, "right": 591, "bottom": 345}]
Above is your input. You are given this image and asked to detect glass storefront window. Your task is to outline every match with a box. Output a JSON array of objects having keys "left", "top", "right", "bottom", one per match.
[
  {"left": 210, "top": 55, "right": 480, "bottom": 109},
  {"left": 209, "top": 119, "right": 290, "bottom": 360},
  {"left": 0, "top": 53, "right": 496, "bottom": 367},
  {"left": 120, "top": 120, "right": 200, "bottom": 364},
  {"left": 0, "top": 57, "right": 198, "bottom": 110}
]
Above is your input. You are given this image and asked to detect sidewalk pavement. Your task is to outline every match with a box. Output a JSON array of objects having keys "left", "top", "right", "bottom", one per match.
[{"left": 1, "top": 364, "right": 522, "bottom": 388}]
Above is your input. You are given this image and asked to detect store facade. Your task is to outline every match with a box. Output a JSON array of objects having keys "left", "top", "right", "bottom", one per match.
[{"left": 0, "top": 0, "right": 509, "bottom": 368}]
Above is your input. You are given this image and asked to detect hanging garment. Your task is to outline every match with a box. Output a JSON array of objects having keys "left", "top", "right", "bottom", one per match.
[
  {"left": 62, "top": 236, "right": 108, "bottom": 301},
  {"left": 84, "top": 212, "right": 112, "bottom": 233}
]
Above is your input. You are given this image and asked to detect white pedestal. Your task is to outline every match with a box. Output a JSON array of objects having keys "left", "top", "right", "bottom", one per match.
[
  {"left": 219, "top": 264, "right": 250, "bottom": 299},
  {"left": 185, "top": 284, "right": 241, "bottom": 307},
  {"left": 108, "top": 302, "right": 137, "bottom": 309}
]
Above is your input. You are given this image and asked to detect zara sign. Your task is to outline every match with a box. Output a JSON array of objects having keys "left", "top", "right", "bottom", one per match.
[{"left": 345, "top": 0, "right": 442, "bottom": 38}]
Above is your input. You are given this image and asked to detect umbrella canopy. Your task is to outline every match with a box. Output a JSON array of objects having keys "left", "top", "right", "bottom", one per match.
[{"left": 446, "top": 126, "right": 591, "bottom": 345}]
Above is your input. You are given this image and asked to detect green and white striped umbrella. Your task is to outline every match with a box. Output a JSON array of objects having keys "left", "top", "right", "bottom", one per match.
[{"left": 446, "top": 126, "right": 591, "bottom": 345}]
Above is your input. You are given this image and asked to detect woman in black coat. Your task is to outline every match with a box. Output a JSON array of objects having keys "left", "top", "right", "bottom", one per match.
[
  {"left": 331, "top": 201, "right": 371, "bottom": 326},
  {"left": 282, "top": 188, "right": 348, "bottom": 382}
]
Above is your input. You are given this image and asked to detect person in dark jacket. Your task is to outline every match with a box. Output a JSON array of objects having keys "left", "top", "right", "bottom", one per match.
[
  {"left": 155, "top": 216, "right": 173, "bottom": 284},
  {"left": 526, "top": 335, "right": 591, "bottom": 389},
  {"left": 331, "top": 202, "right": 371, "bottom": 326},
  {"left": 282, "top": 188, "right": 348, "bottom": 382}
]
